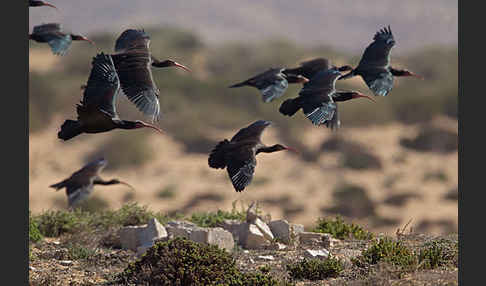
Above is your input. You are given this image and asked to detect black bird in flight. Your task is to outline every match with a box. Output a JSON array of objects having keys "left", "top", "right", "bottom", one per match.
[
  {"left": 29, "top": 0, "right": 58, "bottom": 9},
  {"left": 339, "top": 26, "right": 423, "bottom": 96},
  {"left": 208, "top": 120, "right": 298, "bottom": 192},
  {"left": 229, "top": 68, "right": 309, "bottom": 103},
  {"left": 111, "top": 29, "right": 191, "bottom": 122},
  {"left": 50, "top": 158, "right": 134, "bottom": 208},
  {"left": 279, "top": 67, "right": 375, "bottom": 128},
  {"left": 283, "top": 57, "right": 353, "bottom": 81},
  {"left": 58, "top": 53, "right": 164, "bottom": 141},
  {"left": 29, "top": 23, "right": 94, "bottom": 56}
]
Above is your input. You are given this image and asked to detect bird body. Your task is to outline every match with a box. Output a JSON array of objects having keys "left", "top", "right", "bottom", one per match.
[
  {"left": 279, "top": 67, "right": 375, "bottom": 127},
  {"left": 283, "top": 57, "right": 353, "bottom": 82},
  {"left": 29, "top": 23, "right": 93, "bottom": 56},
  {"left": 112, "top": 29, "right": 190, "bottom": 122},
  {"left": 229, "top": 68, "right": 308, "bottom": 103},
  {"left": 50, "top": 158, "right": 134, "bottom": 207},
  {"left": 58, "top": 52, "right": 163, "bottom": 141},
  {"left": 339, "top": 26, "right": 422, "bottom": 96},
  {"left": 208, "top": 120, "right": 297, "bottom": 192}
]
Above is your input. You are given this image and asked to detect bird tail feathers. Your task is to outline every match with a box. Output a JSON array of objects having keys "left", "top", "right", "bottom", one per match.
[
  {"left": 58, "top": 120, "right": 83, "bottom": 141},
  {"left": 208, "top": 139, "right": 230, "bottom": 169},
  {"left": 279, "top": 98, "right": 301, "bottom": 116},
  {"left": 49, "top": 179, "right": 67, "bottom": 190},
  {"left": 228, "top": 81, "right": 248, "bottom": 88}
]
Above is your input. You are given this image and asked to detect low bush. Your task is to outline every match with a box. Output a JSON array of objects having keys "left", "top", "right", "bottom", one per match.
[
  {"left": 312, "top": 216, "right": 373, "bottom": 240},
  {"left": 286, "top": 257, "right": 344, "bottom": 280}
]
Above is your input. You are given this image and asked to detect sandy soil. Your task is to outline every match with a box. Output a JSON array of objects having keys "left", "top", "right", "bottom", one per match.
[{"left": 29, "top": 114, "right": 457, "bottom": 235}]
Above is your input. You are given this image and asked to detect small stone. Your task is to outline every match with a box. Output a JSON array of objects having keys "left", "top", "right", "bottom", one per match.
[
  {"left": 304, "top": 249, "right": 330, "bottom": 259},
  {"left": 299, "top": 232, "right": 331, "bottom": 248},
  {"left": 258, "top": 255, "right": 275, "bottom": 261},
  {"left": 241, "top": 224, "right": 271, "bottom": 249},
  {"left": 189, "top": 227, "right": 235, "bottom": 251},
  {"left": 119, "top": 218, "right": 168, "bottom": 251},
  {"left": 29, "top": 266, "right": 36, "bottom": 271},
  {"left": 59, "top": 260, "right": 73, "bottom": 266},
  {"left": 51, "top": 241, "right": 60, "bottom": 245},
  {"left": 254, "top": 218, "right": 274, "bottom": 241}
]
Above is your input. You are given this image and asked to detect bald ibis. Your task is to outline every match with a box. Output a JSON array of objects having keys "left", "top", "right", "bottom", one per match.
[
  {"left": 29, "top": 23, "right": 94, "bottom": 56},
  {"left": 50, "top": 158, "right": 134, "bottom": 208},
  {"left": 339, "top": 26, "right": 423, "bottom": 96},
  {"left": 58, "top": 53, "right": 164, "bottom": 141},
  {"left": 283, "top": 57, "right": 353, "bottom": 81},
  {"left": 229, "top": 68, "right": 309, "bottom": 103},
  {"left": 111, "top": 29, "right": 191, "bottom": 122},
  {"left": 208, "top": 120, "right": 298, "bottom": 192},
  {"left": 279, "top": 67, "right": 375, "bottom": 127},
  {"left": 29, "top": 0, "right": 58, "bottom": 9}
]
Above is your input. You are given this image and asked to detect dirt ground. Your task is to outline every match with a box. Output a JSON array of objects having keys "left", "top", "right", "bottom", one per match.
[{"left": 29, "top": 113, "right": 458, "bottom": 236}]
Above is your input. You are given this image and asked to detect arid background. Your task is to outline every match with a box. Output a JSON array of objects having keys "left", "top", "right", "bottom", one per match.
[{"left": 29, "top": 0, "right": 457, "bottom": 236}]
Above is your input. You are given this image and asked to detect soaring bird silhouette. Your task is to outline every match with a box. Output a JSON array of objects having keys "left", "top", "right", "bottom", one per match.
[
  {"left": 208, "top": 120, "right": 298, "bottom": 192},
  {"left": 29, "top": 23, "right": 94, "bottom": 56},
  {"left": 111, "top": 29, "right": 191, "bottom": 122},
  {"left": 58, "top": 52, "right": 164, "bottom": 141},
  {"left": 279, "top": 67, "right": 375, "bottom": 127},
  {"left": 283, "top": 58, "right": 353, "bottom": 81},
  {"left": 50, "top": 158, "right": 134, "bottom": 208},
  {"left": 229, "top": 68, "right": 309, "bottom": 103},
  {"left": 29, "top": 0, "right": 58, "bottom": 9},
  {"left": 339, "top": 26, "right": 423, "bottom": 96}
]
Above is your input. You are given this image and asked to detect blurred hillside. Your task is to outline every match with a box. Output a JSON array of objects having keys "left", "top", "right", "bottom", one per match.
[
  {"left": 28, "top": 0, "right": 457, "bottom": 53},
  {"left": 29, "top": 26, "right": 457, "bottom": 235}
]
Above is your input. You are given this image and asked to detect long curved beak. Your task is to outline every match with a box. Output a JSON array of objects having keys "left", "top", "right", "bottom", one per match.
[
  {"left": 81, "top": 37, "right": 96, "bottom": 46},
  {"left": 353, "top": 93, "right": 376, "bottom": 103},
  {"left": 142, "top": 122, "right": 164, "bottom": 135},
  {"left": 172, "top": 62, "right": 191, "bottom": 72},
  {"left": 285, "top": 146, "right": 300, "bottom": 154},
  {"left": 42, "top": 1, "right": 58, "bottom": 10},
  {"left": 119, "top": 181, "right": 135, "bottom": 191},
  {"left": 410, "top": 72, "right": 424, "bottom": 80}
]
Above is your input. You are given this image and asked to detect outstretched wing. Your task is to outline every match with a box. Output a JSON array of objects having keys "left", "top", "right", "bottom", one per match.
[
  {"left": 298, "top": 68, "right": 340, "bottom": 125},
  {"left": 114, "top": 29, "right": 151, "bottom": 53},
  {"left": 226, "top": 148, "right": 257, "bottom": 192},
  {"left": 357, "top": 26, "right": 395, "bottom": 69},
  {"left": 33, "top": 23, "right": 72, "bottom": 55},
  {"left": 361, "top": 69, "right": 394, "bottom": 96},
  {"left": 112, "top": 32, "right": 160, "bottom": 122},
  {"left": 284, "top": 58, "right": 331, "bottom": 80},
  {"left": 81, "top": 53, "right": 120, "bottom": 118},
  {"left": 66, "top": 184, "right": 94, "bottom": 207},
  {"left": 230, "top": 120, "right": 272, "bottom": 143}
]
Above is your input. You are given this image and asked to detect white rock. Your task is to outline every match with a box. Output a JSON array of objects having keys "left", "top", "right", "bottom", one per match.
[
  {"left": 258, "top": 255, "right": 275, "bottom": 261},
  {"left": 59, "top": 260, "right": 73, "bottom": 266},
  {"left": 189, "top": 227, "right": 235, "bottom": 251},
  {"left": 254, "top": 218, "right": 274, "bottom": 241},
  {"left": 119, "top": 218, "right": 168, "bottom": 251},
  {"left": 299, "top": 232, "right": 332, "bottom": 248},
  {"left": 268, "top": 219, "right": 302, "bottom": 245},
  {"left": 241, "top": 224, "right": 272, "bottom": 249},
  {"left": 220, "top": 219, "right": 246, "bottom": 244},
  {"left": 304, "top": 249, "right": 330, "bottom": 259}
]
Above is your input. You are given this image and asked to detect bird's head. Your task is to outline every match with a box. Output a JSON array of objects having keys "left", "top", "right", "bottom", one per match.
[
  {"left": 33, "top": 0, "right": 58, "bottom": 9},
  {"left": 334, "top": 91, "right": 376, "bottom": 103},
  {"left": 133, "top": 120, "right": 164, "bottom": 134},
  {"left": 285, "top": 74, "right": 309, "bottom": 85},
  {"left": 274, "top": 144, "right": 299, "bottom": 154},
  {"left": 338, "top": 65, "right": 354, "bottom": 72},
  {"left": 402, "top": 70, "right": 424, "bottom": 80},
  {"left": 158, "top": 60, "right": 191, "bottom": 72},
  {"left": 71, "top": 34, "right": 95, "bottom": 45},
  {"left": 110, "top": 179, "right": 135, "bottom": 191}
]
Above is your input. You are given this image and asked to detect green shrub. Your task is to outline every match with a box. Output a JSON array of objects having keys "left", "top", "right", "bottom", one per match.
[
  {"left": 66, "top": 243, "right": 96, "bottom": 260},
  {"left": 418, "top": 239, "right": 458, "bottom": 269},
  {"left": 29, "top": 212, "right": 43, "bottom": 243},
  {"left": 189, "top": 209, "right": 246, "bottom": 228},
  {"left": 115, "top": 237, "right": 281, "bottom": 285},
  {"left": 312, "top": 216, "right": 373, "bottom": 240},
  {"left": 354, "top": 237, "right": 417, "bottom": 270},
  {"left": 35, "top": 209, "right": 86, "bottom": 237},
  {"left": 286, "top": 257, "right": 344, "bottom": 280}
]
